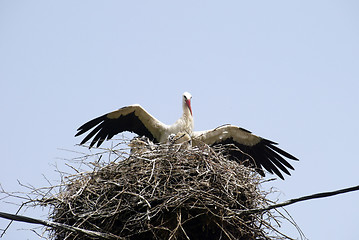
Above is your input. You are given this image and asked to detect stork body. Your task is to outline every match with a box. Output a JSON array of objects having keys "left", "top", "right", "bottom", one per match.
[{"left": 75, "top": 92, "right": 298, "bottom": 179}]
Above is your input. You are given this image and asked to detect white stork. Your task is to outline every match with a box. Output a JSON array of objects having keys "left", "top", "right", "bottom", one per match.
[{"left": 75, "top": 92, "right": 298, "bottom": 179}]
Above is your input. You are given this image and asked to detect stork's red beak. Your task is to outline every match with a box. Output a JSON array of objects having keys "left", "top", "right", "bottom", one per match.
[{"left": 186, "top": 99, "right": 192, "bottom": 115}]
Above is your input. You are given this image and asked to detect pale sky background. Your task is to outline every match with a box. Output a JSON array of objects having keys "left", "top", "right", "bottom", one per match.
[{"left": 1, "top": 1, "right": 359, "bottom": 239}]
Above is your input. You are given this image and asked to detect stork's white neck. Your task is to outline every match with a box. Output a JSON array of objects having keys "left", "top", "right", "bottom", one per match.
[
  {"left": 182, "top": 99, "right": 194, "bottom": 131},
  {"left": 182, "top": 105, "right": 192, "bottom": 118},
  {"left": 182, "top": 107, "right": 194, "bottom": 129}
]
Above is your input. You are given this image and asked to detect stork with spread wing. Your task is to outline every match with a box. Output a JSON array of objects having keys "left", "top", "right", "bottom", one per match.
[{"left": 75, "top": 92, "right": 298, "bottom": 179}]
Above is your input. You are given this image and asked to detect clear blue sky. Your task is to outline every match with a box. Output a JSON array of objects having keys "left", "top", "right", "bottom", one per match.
[{"left": 1, "top": 1, "right": 358, "bottom": 239}]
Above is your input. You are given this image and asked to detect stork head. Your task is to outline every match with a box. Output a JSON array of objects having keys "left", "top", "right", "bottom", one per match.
[{"left": 182, "top": 92, "right": 192, "bottom": 116}]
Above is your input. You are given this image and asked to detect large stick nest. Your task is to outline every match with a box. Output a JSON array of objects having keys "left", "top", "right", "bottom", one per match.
[{"left": 45, "top": 139, "right": 288, "bottom": 240}]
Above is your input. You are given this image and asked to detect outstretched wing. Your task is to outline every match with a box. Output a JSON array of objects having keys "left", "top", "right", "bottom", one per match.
[
  {"left": 192, "top": 125, "right": 298, "bottom": 180},
  {"left": 75, "top": 104, "right": 167, "bottom": 148}
]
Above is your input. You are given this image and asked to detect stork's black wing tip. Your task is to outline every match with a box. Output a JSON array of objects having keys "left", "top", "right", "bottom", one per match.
[
  {"left": 75, "top": 130, "right": 83, "bottom": 137},
  {"left": 244, "top": 138, "right": 298, "bottom": 180}
]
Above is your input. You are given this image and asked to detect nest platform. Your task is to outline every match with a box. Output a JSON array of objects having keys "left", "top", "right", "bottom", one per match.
[{"left": 45, "top": 141, "right": 284, "bottom": 240}]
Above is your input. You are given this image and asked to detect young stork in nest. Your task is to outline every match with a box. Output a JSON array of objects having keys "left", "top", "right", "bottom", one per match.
[{"left": 75, "top": 92, "right": 298, "bottom": 179}]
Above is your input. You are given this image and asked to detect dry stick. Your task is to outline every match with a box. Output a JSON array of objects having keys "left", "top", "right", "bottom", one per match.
[
  {"left": 0, "top": 211, "right": 123, "bottom": 240},
  {"left": 239, "top": 184, "right": 359, "bottom": 216}
]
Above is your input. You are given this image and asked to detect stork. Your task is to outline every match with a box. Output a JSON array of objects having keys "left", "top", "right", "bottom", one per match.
[{"left": 75, "top": 92, "right": 298, "bottom": 179}]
